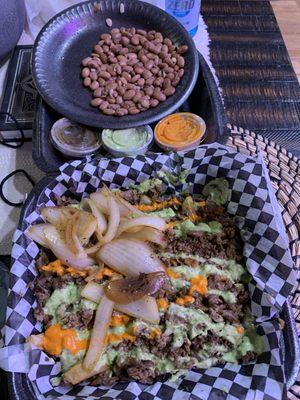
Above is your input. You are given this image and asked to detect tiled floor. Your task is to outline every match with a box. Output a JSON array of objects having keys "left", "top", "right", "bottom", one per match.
[{"left": 271, "top": 0, "right": 300, "bottom": 82}]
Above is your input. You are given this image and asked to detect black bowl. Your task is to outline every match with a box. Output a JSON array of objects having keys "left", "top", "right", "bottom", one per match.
[{"left": 32, "top": 0, "right": 199, "bottom": 129}]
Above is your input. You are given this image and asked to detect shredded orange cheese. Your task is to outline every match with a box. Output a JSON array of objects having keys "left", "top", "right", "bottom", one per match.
[
  {"left": 166, "top": 268, "right": 181, "bottom": 279},
  {"left": 95, "top": 266, "right": 115, "bottom": 280},
  {"left": 189, "top": 275, "right": 208, "bottom": 296},
  {"left": 176, "top": 295, "right": 195, "bottom": 306},
  {"left": 157, "top": 298, "right": 169, "bottom": 311},
  {"left": 188, "top": 213, "right": 202, "bottom": 223},
  {"left": 136, "top": 197, "right": 181, "bottom": 212},
  {"left": 40, "top": 259, "right": 87, "bottom": 277},
  {"left": 131, "top": 325, "right": 138, "bottom": 335},
  {"left": 106, "top": 333, "right": 136, "bottom": 344},
  {"left": 67, "top": 266, "right": 87, "bottom": 277},
  {"left": 236, "top": 326, "right": 244, "bottom": 335},
  {"left": 110, "top": 314, "right": 131, "bottom": 327},
  {"left": 148, "top": 328, "right": 162, "bottom": 340},
  {"left": 166, "top": 221, "right": 179, "bottom": 229}
]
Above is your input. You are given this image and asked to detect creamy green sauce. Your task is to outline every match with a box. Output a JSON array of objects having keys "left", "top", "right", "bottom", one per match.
[
  {"left": 60, "top": 349, "right": 86, "bottom": 372},
  {"left": 50, "top": 376, "right": 62, "bottom": 386},
  {"left": 203, "top": 178, "right": 229, "bottom": 205},
  {"left": 102, "top": 344, "right": 181, "bottom": 377},
  {"left": 222, "top": 334, "right": 261, "bottom": 363},
  {"left": 80, "top": 298, "right": 98, "bottom": 310},
  {"left": 160, "top": 254, "right": 246, "bottom": 281},
  {"left": 174, "top": 220, "right": 222, "bottom": 238},
  {"left": 102, "top": 128, "right": 148, "bottom": 151},
  {"left": 130, "top": 178, "right": 163, "bottom": 193},
  {"left": 170, "top": 259, "right": 245, "bottom": 281},
  {"left": 157, "top": 170, "right": 188, "bottom": 185},
  {"left": 167, "top": 303, "right": 239, "bottom": 342},
  {"left": 149, "top": 207, "right": 176, "bottom": 219},
  {"left": 159, "top": 251, "right": 207, "bottom": 262},
  {"left": 108, "top": 325, "right": 127, "bottom": 335},
  {"left": 43, "top": 284, "right": 97, "bottom": 325},
  {"left": 97, "top": 302, "right": 262, "bottom": 378},
  {"left": 44, "top": 284, "right": 79, "bottom": 318},
  {"left": 209, "top": 290, "right": 236, "bottom": 304}
]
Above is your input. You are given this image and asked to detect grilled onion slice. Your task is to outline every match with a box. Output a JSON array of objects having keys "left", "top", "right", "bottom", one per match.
[{"left": 104, "top": 272, "right": 167, "bottom": 304}]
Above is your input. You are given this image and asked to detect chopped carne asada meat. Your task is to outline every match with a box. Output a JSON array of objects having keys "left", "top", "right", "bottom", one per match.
[
  {"left": 123, "top": 359, "right": 157, "bottom": 384},
  {"left": 241, "top": 351, "right": 256, "bottom": 363},
  {"left": 164, "top": 229, "right": 243, "bottom": 261},
  {"left": 207, "top": 274, "right": 233, "bottom": 291},
  {"left": 153, "top": 280, "right": 176, "bottom": 300},
  {"left": 29, "top": 179, "right": 260, "bottom": 387},
  {"left": 150, "top": 334, "right": 172, "bottom": 357},
  {"left": 91, "top": 370, "right": 118, "bottom": 386},
  {"left": 119, "top": 189, "right": 141, "bottom": 205},
  {"left": 57, "top": 305, "right": 94, "bottom": 330},
  {"left": 192, "top": 331, "right": 234, "bottom": 353}
]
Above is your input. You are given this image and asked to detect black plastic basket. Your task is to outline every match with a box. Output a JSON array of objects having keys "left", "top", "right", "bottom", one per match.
[
  {"left": 32, "top": 53, "right": 229, "bottom": 173},
  {"left": 7, "top": 174, "right": 300, "bottom": 399}
]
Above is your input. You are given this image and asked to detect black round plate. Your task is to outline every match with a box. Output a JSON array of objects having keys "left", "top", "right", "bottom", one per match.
[{"left": 32, "top": 0, "right": 199, "bottom": 129}]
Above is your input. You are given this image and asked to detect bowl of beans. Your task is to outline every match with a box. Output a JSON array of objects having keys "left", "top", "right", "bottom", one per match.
[{"left": 33, "top": 0, "right": 199, "bottom": 129}]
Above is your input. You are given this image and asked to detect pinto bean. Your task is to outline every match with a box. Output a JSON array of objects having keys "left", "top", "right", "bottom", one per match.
[
  {"left": 163, "top": 86, "right": 175, "bottom": 96},
  {"left": 129, "top": 107, "right": 140, "bottom": 115},
  {"left": 142, "top": 70, "right": 152, "bottom": 79},
  {"left": 115, "top": 107, "right": 128, "bottom": 116},
  {"left": 178, "top": 45, "right": 188, "bottom": 54},
  {"left": 83, "top": 77, "right": 91, "bottom": 87},
  {"left": 90, "top": 80, "right": 100, "bottom": 90},
  {"left": 124, "top": 89, "right": 136, "bottom": 100},
  {"left": 81, "top": 68, "right": 90, "bottom": 78},
  {"left": 153, "top": 88, "right": 166, "bottom": 102},
  {"left": 82, "top": 57, "right": 92, "bottom": 66},
  {"left": 90, "top": 98, "right": 103, "bottom": 107},
  {"left": 98, "top": 71, "right": 111, "bottom": 80},
  {"left": 99, "top": 101, "right": 109, "bottom": 110},
  {"left": 82, "top": 27, "right": 187, "bottom": 116},
  {"left": 177, "top": 56, "right": 185, "bottom": 68},
  {"left": 150, "top": 98, "right": 159, "bottom": 107},
  {"left": 131, "top": 35, "right": 139, "bottom": 45},
  {"left": 103, "top": 108, "right": 115, "bottom": 115}
]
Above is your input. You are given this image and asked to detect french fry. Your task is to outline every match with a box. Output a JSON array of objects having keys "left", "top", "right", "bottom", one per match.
[
  {"left": 64, "top": 360, "right": 107, "bottom": 385},
  {"left": 27, "top": 333, "right": 44, "bottom": 348},
  {"left": 83, "top": 295, "right": 114, "bottom": 371}
]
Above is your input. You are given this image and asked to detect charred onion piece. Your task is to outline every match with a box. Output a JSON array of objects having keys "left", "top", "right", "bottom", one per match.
[{"left": 104, "top": 271, "right": 167, "bottom": 304}]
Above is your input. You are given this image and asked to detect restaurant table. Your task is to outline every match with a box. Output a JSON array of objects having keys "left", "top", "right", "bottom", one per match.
[{"left": 1, "top": 0, "right": 300, "bottom": 399}]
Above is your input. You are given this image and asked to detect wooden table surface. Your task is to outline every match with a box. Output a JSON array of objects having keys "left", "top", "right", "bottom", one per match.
[
  {"left": 271, "top": 0, "right": 300, "bottom": 82},
  {"left": 202, "top": 0, "right": 300, "bottom": 157}
]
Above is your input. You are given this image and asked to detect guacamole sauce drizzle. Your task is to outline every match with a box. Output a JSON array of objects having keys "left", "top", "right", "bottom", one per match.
[{"left": 102, "top": 128, "right": 148, "bottom": 151}]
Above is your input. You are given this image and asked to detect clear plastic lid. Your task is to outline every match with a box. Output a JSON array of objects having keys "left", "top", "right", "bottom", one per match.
[{"left": 50, "top": 118, "right": 101, "bottom": 158}]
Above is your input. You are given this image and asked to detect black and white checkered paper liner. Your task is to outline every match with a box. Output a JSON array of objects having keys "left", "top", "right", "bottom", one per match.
[{"left": 3, "top": 144, "right": 296, "bottom": 399}]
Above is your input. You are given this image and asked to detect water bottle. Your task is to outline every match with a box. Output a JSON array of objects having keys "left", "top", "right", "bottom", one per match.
[
  {"left": 165, "top": 0, "right": 201, "bottom": 37},
  {"left": 142, "top": 0, "right": 165, "bottom": 9}
]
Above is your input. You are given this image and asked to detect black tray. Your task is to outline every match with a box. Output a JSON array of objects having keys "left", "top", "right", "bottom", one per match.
[
  {"left": 32, "top": 53, "right": 228, "bottom": 173},
  {"left": 7, "top": 174, "right": 300, "bottom": 399},
  {"left": 32, "top": 0, "right": 199, "bottom": 130}
]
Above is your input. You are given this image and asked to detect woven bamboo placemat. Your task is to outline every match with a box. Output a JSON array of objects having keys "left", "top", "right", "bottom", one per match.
[
  {"left": 227, "top": 124, "right": 300, "bottom": 398},
  {"left": 202, "top": 0, "right": 300, "bottom": 157}
]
